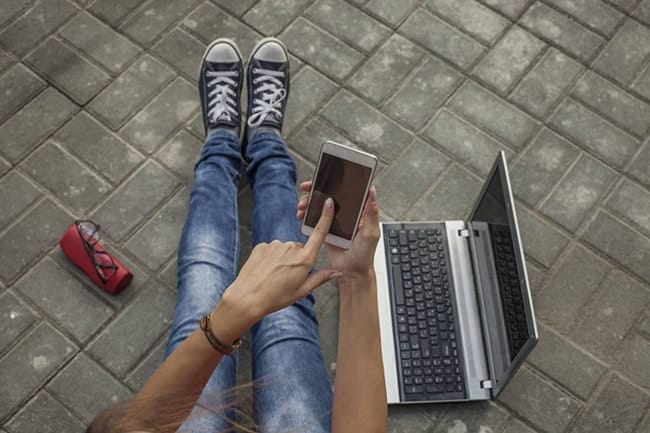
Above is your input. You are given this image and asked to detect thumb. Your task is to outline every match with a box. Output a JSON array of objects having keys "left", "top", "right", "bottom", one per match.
[
  {"left": 299, "top": 269, "right": 341, "bottom": 295},
  {"left": 360, "top": 187, "right": 380, "bottom": 237}
]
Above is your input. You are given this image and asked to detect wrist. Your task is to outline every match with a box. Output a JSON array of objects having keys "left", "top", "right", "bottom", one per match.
[
  {"left": 210, "top": 290, "right": 259, "bottom": 344},
  {"left": 337, "top": 269, "right": 377, "bottom": 293}
]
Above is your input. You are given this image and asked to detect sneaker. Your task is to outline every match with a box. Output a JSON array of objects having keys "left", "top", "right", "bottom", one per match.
[
  {"left": 199, "top": 38, "right": 243, "bottom": 137},
  {"left": 244, "top": 38, "right": 290, "bottom": 146}
]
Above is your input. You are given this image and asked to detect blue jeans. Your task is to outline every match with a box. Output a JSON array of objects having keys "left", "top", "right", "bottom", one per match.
[{"left": 165, "top": 131, "right": 333, "bottom": 433}]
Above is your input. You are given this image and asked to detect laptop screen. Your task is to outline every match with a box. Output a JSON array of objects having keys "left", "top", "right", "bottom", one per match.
[{"left": 468, "top": 152, "right": 537, "bottom": 396}]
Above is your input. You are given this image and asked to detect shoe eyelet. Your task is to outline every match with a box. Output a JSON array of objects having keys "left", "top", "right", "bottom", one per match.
[{"left": 253, "top": 68, "right": 259, "bottom": 73}]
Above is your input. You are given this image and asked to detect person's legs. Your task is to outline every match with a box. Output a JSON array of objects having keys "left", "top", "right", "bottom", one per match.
[
  {"left": 165, "top": 38, "right": 244, "bottom": 432},
  {"left": 246, "top": 130, "right": 334, "bottom": 433}
]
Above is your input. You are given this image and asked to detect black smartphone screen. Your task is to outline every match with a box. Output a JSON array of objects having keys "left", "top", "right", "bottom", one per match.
[{"left": 305, "top": 153, "right": 373, "bottom": 240}]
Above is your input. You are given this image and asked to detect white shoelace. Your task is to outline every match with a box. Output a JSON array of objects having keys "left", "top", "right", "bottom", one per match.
[
  {"left": 247, "top": 68, "right": 287, "bottom": 128},
  {"left": 206, "top": 70, "right": 239, "bottom": 124}
]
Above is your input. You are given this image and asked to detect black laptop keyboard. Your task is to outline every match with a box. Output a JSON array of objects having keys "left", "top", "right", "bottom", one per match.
[
  {"left": 383, "top": 223, "right": 466, "bottom": 401},
  {"left": 490, "top": 224, "right": 529, "bottom": 358}
]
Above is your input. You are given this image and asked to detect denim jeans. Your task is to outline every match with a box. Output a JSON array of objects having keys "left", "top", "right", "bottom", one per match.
[{"left": 165, "top": 130, "right": 333, "bottom": 433}]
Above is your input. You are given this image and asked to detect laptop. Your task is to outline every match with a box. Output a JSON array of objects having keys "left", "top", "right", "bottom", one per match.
[{"left": 374, "top": 151, "right": 539, "bottom": 403}]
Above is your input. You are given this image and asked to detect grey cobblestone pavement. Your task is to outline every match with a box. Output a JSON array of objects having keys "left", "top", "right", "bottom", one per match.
[{"left": 0, "top": 0, "right": 649, "bottom": 432}]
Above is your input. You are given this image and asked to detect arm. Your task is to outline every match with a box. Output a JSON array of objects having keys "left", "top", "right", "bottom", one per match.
[{"left": 332, "top": 272, "right": 387, "bottom": 433}]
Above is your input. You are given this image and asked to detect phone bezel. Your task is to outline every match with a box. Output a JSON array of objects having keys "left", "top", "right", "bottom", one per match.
[{"left": 301, "top": 140, "right": 378, "bottom": 249}]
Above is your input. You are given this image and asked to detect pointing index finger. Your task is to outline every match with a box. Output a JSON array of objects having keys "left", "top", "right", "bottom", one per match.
[{"left": 304, "top": 197, "right": 334, "bottom": 260}]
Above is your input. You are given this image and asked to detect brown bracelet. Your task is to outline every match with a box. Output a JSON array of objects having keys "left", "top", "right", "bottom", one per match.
[{"left": 199, "top": 313, "right": 242, "bottom": 355}]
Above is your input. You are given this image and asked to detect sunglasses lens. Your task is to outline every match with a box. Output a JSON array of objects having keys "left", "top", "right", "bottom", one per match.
[
  {"left": 94, "top": 251, "right": 116, "bottom": 281},
  {"left": 78, "top": 221, "right": 100, "bottom": 244}
]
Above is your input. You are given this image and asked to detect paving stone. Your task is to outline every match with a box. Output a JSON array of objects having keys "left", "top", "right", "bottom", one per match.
[
  {"left": 0, "top": 0, "right": 32, "bottom": 27},
  {"left": 526, "top": 260, "right": 546, "bottom": 294},
  {"left": 519, "top": 2, "right": 604, "bottom": 61},
  {"left": 155, "top": 130, "right": 202, "bottom": 184},
  {"left": 152, "top": 28, "right": 206, "bottom": 81},
  {"left": 570, "top": 270, "right": 648, "bottom": 362},
  {"left": 498, "top": 366, "right": 581, "bottom": 433},
  {"left": 533, "top": 244, "right": 610, "bottom": 332},
  {"left": 448, "top": 81, "right": 539, "bottom": 149},
  {"left": 159, "top": 257, "right": 177, "bottom": 290},
  {"left": 21, "top": 141, "right": 112, "bottom": 213},
  {"left": 386, "top": 406, "right": 440, "bottom": 433},
  {"left": 426, "top": 0, "right": 510, "bottom": 44},
  {"left": 425, "top": 108, "right": 511, "bottom": 176},
  {"left": 181, "top": 2, "right": 262, "bottom": 57},
  {"left": 88, "top": 55, "right": 174, "bottom": 130},
  {"left": 92, "top": 160, "right": 180, "bottom": 242},
  {"left": 400, "top": 9, "right": 486, "bottom": 70},
  {"left": 120, "top": 0, "right": 200, "bottom": 46},
  {"left": 89, "top": 0, "right": 143, "bottom": 26},
  {"left": 607, "top": 0, "right": 641, "bottom": 12},
  {"left": 583, "top": 210, "right": 650, "bottom": 282},
  {"left": 291, "top": 149, "right": 316, "bottom": 193},
  {"left": 0, "top": 0, "right": 77, "bottom": 57},
  {"left": 376, "top": 139, "right": 449, "bottom": 215},
  {"left": 0, "top": 157, "right": 9, "bottom": 177},
  {"left": 407, "top": 164, "right": 484, "bottom": 221},
  {"left": 594, "top": 20, "right": 650, "bottom": 86},
  {"left": 281, "top": 18, "right": 364, "bottom": 81},
  {"left": 0, "top": 171, "right": 41, "bottom": 230},
  {"left": 125, "top": 188, "right": 188, "bottom": 271},
  {"left": 364, "top": 0, "right": 419, "bottom": 27},
  {"left": 0, "top": 291, "right": 37, "bottom": 352},
  {"left": 285, "top": 67, "right": 338, "bottom": 136},
  {"left": 640, "top": 307, "right": 650, "bottom": 338},
  {"left": 53, "top": 112, "right": 144, "bottom": 185},
  {"left": 0, "top": 199, "right": 72, "bottom": 283},
  {"left": 121, "top": 78, "right": 199, "bottom": 154},
  {"left": 0, "top": 48, "right": 13, "bottom": 73},
  {"left": 48, "top": 353, "right": 132, "bottom": 423},
  {"left": 606, "top": 178, "right": 650, "bottom": 236},
  {"left": 350, "top": 34, "right": 423, "bottom": 104},
  {"left": 500, "top": 417, "right": 538, "bottom": 433},
  {"left": 60, "top": 12, "right": 140, "bottom": 75},
  {"left": 572, "top": 71, "right": 650, "bottom": 139},
  {"left": 306, "top": 0, "right": 390, "bottom": 52},
  {"left": 632, "top": 64, "right": 650, "bottom": 100},
  {"left": 480, "top": 0, "right": 531, "bottom": 19},
  {"left": 634, "top": 0, "right": 650, "bottom": 24},
  {"left": 572, "top": 374, "right": 649, "bottom": 433},
  {"left": 15, "top": 257, "right": 113, "bottom": 343},
  {"left": 244, "top": 0, "right": 310, "bottom": 35},
  {"left": 25, "top": 38, "right": 111, "bottom": 104},
  {"left": 550, "top": 99, "right": 639, "bottom": 169},
  {"left": 474, "top": 26, "right": 546, "bottom": 94},
  {"left": 211, "top": 0, "right": 257, "bottom": 16},
  {"left": 321, "top": 91, "right": 411, "bottom": 163},
  {"left": 0, "top": 322, "right": 77, "bottom": 420},
  {"left": 528, "top": 324, "right": 607, "bottom": 400},
  {"left": 510, "top": 128, "right": 579, "bottom": 207},
  {"left": 125, "top": 337, "right": 166, "bottom": 390},
  {"left": 0, "top": 64, "right": 45, "bottom": 123},
  {"left": 433, "top": 402, "right": 508, "bottom": 433},
  {"left": 545, "top": 0, "right": 623, "bottom": 36},
  {"left": 0, "top": 87, "right": 77, "bottom": 163},
  {"left": 617, "top": 333, "right": 650, "bottom": 389},
  {"left": 88, "top": 281, "right": 174, "bottom": 377},
  {"left": 540, "top": 154, "right": 617, "bottom": 232},
  {"left": 288, "top": 116, "right": 358, "bottom": 162},
  {"left": 384, "top": 56, "right": 462, "bottom": 131},
  {"left": 635, "top": 408, "right": 650, "bottom": 433},
  {"left": 516, "top": 206, "right": 569, "bottom": 267},
  {"left": 627, "top": 140, "right": 650, "bottom": 188},
  {"left": 5, "top": 391, "right": 86, "bottom": 433},
  {"left": 510, "top": 48, "right": 583, "bottom": 119}
]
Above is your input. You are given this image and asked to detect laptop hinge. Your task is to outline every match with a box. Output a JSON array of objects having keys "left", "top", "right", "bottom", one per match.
[
  {"left": 480, "top": 380, "right": 493, "bottom": 389},
  {"left": 458, "top": 229, "right": 470, "bottom": 237}
]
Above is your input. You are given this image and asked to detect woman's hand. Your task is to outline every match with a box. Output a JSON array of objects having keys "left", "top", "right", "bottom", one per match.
[
  {"left": 223, "top": 197, "right": 339, "bottom": 322},
  {"left": 297, "top": 181, "right": 380, "bottom": 284}
]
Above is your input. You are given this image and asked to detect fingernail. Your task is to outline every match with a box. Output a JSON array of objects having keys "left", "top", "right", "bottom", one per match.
[
  {"left": 369, "top": 186, "right": 377, "bottom": 202},
  {"left": 325, "top": 197, "right": 334, "bottom": 210},
  {"left": 330, "top": 271, "right": 343, "bottom": 279}
]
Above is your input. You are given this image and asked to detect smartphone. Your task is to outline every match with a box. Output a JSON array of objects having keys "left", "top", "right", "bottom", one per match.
[{"left": 301, "top": 141, "right": 378, "bottom": 249}]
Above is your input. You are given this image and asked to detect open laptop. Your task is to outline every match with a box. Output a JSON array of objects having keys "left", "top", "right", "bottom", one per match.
[{"left": 374, "top": 151, "right": 538, "bottom": 403}]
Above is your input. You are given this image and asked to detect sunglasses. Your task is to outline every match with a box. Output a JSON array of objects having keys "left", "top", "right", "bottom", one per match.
[{"left": 75, "top": 220, "right": 118, "bottom": 283}]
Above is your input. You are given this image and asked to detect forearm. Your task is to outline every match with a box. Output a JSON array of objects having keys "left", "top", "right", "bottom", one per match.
[
  {"left": 332, "top": 272, "right": 387, "bottom": 433},
  {"left": 126, "top": 292, "right": 255, "bottom": 432}
]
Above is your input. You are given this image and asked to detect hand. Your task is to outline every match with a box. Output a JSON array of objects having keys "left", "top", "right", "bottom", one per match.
[
  {"left": 297, "top": 181, "right": 380, "bottom": 283},
  {"left": 223, "top": 197, "right": 339, "bottom": 321}
]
